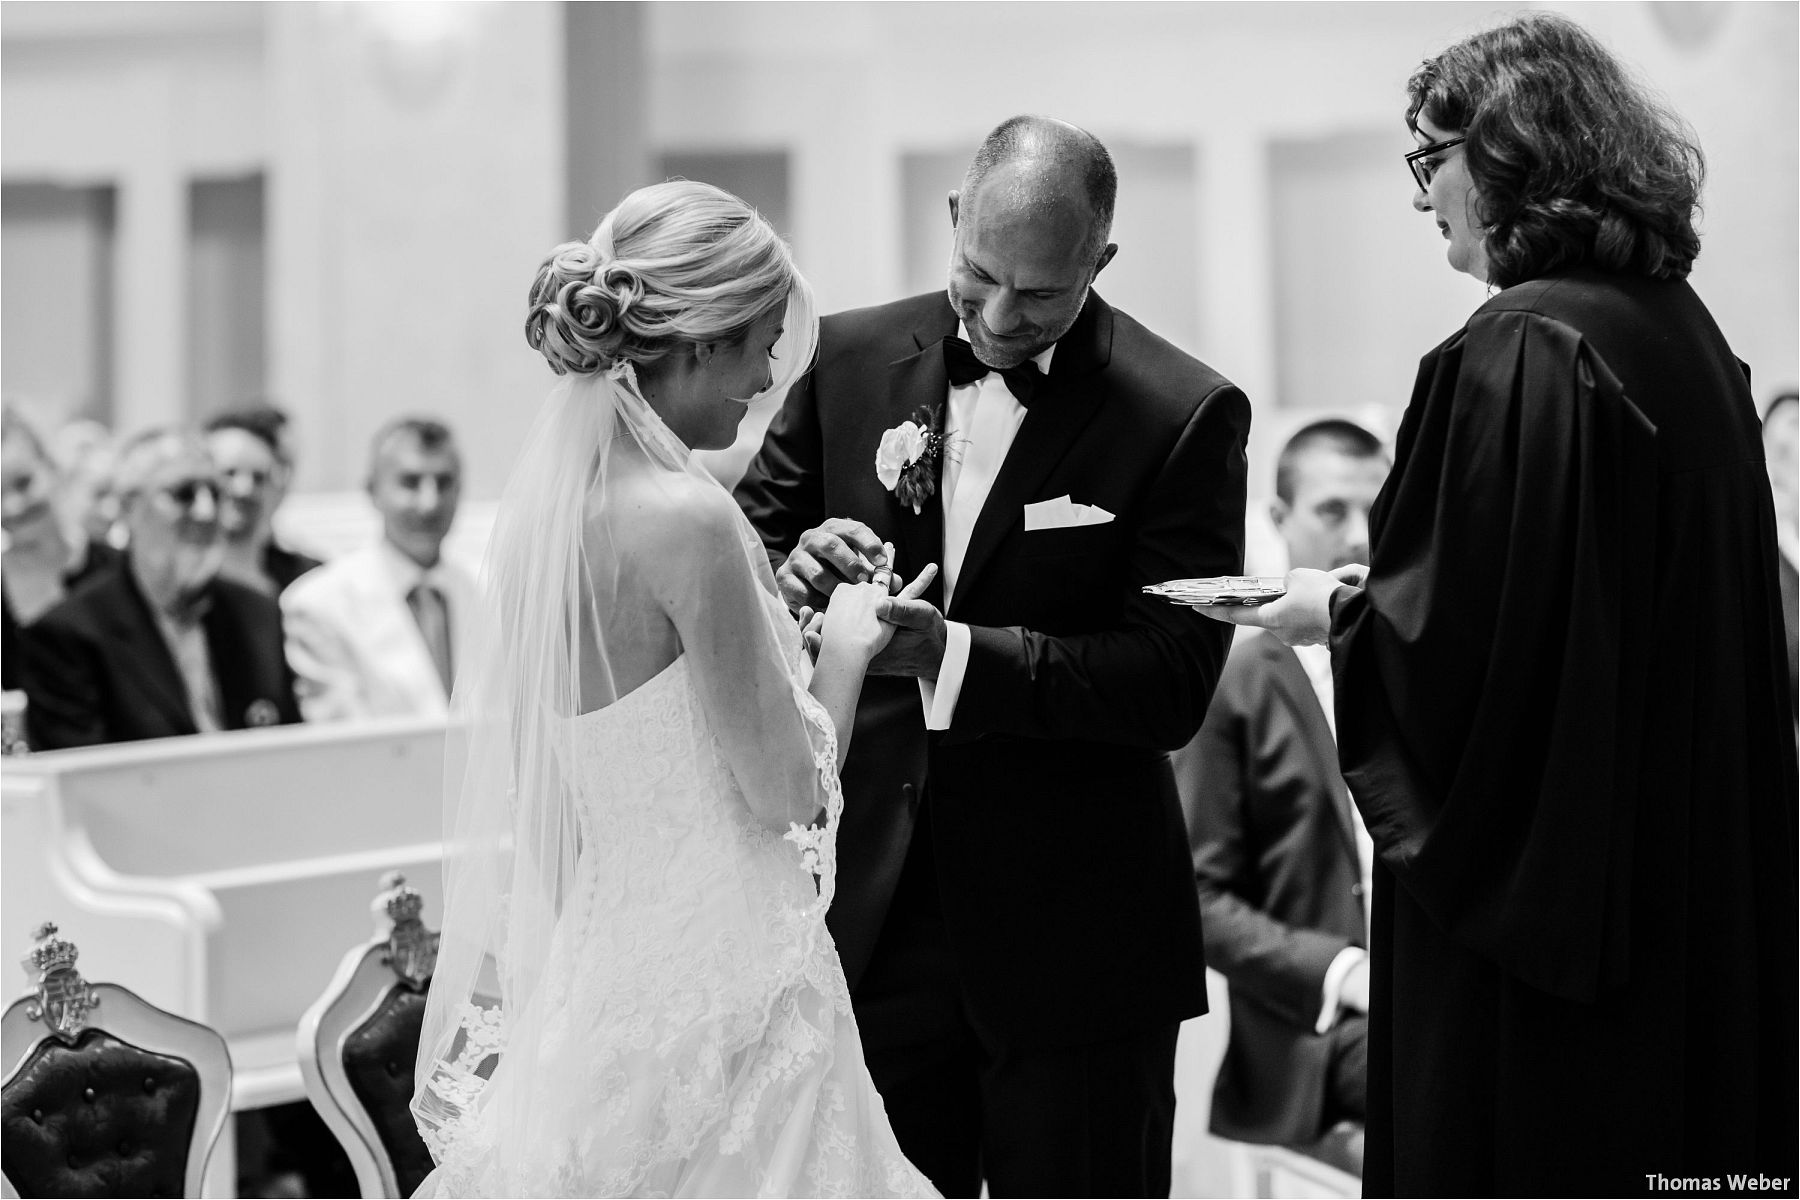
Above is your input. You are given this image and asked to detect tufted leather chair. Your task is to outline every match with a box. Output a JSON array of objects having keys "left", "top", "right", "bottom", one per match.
[
  {"left": 296, "top": 873, "right": 438, "bottom": 1198},
  {"left": 1, "top": 924, "right": 231, "bottom": 1199}
]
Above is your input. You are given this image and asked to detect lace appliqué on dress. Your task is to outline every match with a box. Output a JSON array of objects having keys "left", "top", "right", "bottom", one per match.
[
  {"left": 417, "top": 1002, "right": 507, "bottom": 1165},
  {"left": 784, "top": 822, "right": 826, "bottom": 877},
  {"left": 413, "top": 620, "right": 931, "bottom": 1197}
]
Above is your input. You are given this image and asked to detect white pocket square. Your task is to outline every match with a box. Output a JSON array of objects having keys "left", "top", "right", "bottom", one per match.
[{"left": 1024, "top": 495, "right": 1115, "bottom": 531}]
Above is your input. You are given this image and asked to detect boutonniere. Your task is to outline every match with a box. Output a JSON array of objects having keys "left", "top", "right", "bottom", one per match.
[{"left": 875, "top": 405, "right": 952, "bottom": 515}]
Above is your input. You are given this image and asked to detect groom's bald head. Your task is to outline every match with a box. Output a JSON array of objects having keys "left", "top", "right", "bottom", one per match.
[
  {"left": 945, "top": 116, "right": 1119, "bottom": 368},
  {"left": 960, "top": 116, "right": 1117, "bottom": 261}
]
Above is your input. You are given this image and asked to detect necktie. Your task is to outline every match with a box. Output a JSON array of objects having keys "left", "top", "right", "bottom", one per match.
[
  {"left": 942, "top": 336, "right": 1043, "bottom": 407},
  {"left": 407, "top": 582, "right": 455, "bottom": 697}
]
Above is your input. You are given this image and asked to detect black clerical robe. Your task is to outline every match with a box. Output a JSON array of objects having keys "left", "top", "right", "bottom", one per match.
[{"left": 1332, "top": 268, "right": 1798, "bottom": 1196}]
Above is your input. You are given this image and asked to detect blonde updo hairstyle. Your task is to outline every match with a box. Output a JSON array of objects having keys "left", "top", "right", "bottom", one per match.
[{"left": 525, "top": 180, "right": 815, "bottom": 392}]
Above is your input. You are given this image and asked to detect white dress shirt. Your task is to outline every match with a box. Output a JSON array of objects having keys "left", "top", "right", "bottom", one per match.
[
  {"left": 1292, "top": 640, "right": 1376, "bottom": 1033},
  {"left": 150, "top": 605, "right": 222, "bottom": 733},
  {"left": 918, "top": 328, "right": 1056, "bottom": 730},
  {"left": 281, "top": 538, "right": 481, "bottom": 722}
]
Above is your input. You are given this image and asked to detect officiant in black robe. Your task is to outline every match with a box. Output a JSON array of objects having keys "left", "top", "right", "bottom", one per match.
[{"left": 1205, "top": 14, "right": 1797, "bottom": 1195}]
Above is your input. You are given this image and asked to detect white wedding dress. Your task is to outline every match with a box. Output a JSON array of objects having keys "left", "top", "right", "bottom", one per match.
[{"left": 412, "top": 365, "right": 935, "bottom": 1198}]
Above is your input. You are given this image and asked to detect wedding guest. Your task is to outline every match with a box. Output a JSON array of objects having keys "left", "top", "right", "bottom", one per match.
[
  {"left": 1205, "top": 14, "right": 1797, "bottom": 1193},
  {"left": 221, "top": 403, "right": 301, "bottom": 528},
  {"left": 21, "top": 428, "right": 301, "bottom": 749},
  {"left": 737, "top": 115, "right": 1249, "bottom": 1197},
  {"left": 49, "top": 417, "right": 123, "bottom": 549},
  {"left": 1173, "top": 420, "right": 1388, "bottom": 1158},
  {"left": 1764, "top": 390, "right": 1798, "bottom": 718},
  {"left": 2, "top": 403, "right": 122, "bottom": 692},
  {"left": 280, "top": 417, "right": 477, "bottom": 721},
  {"left": 204, "top": 408, "right": 321, "bottom": 594}
]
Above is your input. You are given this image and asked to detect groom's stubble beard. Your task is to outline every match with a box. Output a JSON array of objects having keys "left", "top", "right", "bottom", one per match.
[{"left": 945, "top": 278, "right": 1092, "bottom": 370}]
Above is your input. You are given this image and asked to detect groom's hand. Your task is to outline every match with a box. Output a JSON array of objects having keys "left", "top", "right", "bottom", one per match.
[
  {"left": 869, "top": 594, "right": 946, "bottom": 680},
  {"left": 776, "top": 518, "right": 889, "bottom": 611}
]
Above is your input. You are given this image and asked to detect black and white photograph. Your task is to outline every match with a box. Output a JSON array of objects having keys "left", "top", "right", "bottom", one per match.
[{"left": 1, "top": 3, "right": 1795, "bottom": 1197}]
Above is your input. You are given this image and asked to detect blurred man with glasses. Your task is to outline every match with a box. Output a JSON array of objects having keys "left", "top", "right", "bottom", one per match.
[{"left": 20, "top": 427, "right": 301, "bottom": 749}]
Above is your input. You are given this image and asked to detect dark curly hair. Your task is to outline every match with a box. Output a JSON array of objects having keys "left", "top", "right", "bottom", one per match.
[{"left": 1407, "top": 12, "right": 1705, "bottom": 289}]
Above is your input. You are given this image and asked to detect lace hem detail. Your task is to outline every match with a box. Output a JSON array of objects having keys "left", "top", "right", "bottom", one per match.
[
  {"left": 787, "top": 674, "right": 843, "bottom": 911},
  {"left": 416, "top": 1002, "right": 507, "bottom": 1167},
  {"left": 414, "top": 980, "right": 930, "bottom": 1197}
]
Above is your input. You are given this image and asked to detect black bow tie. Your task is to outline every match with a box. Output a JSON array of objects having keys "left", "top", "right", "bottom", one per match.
[{"left": 942, "top": 336, "right": 1043, "bottom": 407}]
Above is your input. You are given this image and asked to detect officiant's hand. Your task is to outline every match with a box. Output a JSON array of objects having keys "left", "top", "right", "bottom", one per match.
[
  {"left": 777, "top": 518, "right": 890, "bottom": 611},
  {"left": 1196, "top": 565, "right": 1364, "bottom": 647}
]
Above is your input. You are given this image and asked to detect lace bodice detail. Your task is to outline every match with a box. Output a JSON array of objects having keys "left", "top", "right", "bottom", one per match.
[
  {"left": 567, "top": 653, "right": 796, "bottom": 849},
  {"left": 555, "top": 651, "right": 829, "bottom": 1004}
]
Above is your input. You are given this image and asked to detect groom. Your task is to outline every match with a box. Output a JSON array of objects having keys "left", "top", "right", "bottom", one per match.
[{"left": 736, "top": 115, "right": 1249, "bottom": 1197}]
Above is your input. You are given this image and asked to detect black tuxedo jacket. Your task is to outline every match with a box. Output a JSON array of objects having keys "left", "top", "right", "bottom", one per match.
[
  {"left": 263, "top": 541, "right": 323, "bottom": 592},
  {"left": 1, "top": 541, "right": 121, "bottom": 691},
  {"left": 1172, "top": 630, "right": 1366, "bottom": 1144},
  {"left": 21, "top": 557, "right": 302, "bottom": 750},
  {"left": 736, "top": 290, "right": 1249, "bottom": 1049}
]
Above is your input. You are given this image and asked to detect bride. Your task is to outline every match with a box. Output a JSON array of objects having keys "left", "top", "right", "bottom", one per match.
[{"left": 411, "top": 180, "right": 938, "bottom": 1198}]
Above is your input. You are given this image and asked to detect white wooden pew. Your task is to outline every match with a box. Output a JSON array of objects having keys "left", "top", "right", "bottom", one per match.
[
  {"left": 1, "top": 717, "right": 447, "bottom": 1117},
  {"left": 2, "top": 717, "right": 1288, "bottom": 1196}
]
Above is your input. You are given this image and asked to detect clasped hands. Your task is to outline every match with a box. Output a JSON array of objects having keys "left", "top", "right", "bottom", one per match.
[{"left": 781, "top": 518, "right": 945, "bottom": 679}]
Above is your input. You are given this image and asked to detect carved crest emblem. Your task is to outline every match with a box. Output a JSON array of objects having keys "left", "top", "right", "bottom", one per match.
[
  {"left": 377, "top": 872, "right": 439, "bottom": 990},
  {"left": 21, "top": 923, "right": 98, "bottom": 1042}
]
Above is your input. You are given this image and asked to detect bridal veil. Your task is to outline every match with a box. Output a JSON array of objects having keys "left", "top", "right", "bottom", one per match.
[{"left": 410, "top": 185, "right": 828, "bottom": 1187}]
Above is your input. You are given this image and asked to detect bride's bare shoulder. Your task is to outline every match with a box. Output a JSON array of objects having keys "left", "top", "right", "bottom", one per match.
[{"left": 584, "top": 468, "right": 740, "bottom": 566}]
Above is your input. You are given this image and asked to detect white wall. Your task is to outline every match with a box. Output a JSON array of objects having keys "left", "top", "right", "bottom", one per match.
[
  {"left": 1, "top": 0, "right": 564, "bottom": 498},
  {"left": 646, "top": 1, "right": 1799, "bottom": 500},
  {"left": 1, "top": 3, "right": 264, "bottom": 435},
  {"left": 0, "top": 183, "right": 116, "bottom": 425},
  {"left": 2, "top": 0, "right": 1794, "bottom": 503},
  {"left": 262, "top": 1, "right": 564, "bottom": 498}
]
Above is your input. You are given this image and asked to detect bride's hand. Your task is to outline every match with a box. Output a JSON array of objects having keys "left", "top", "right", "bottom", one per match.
[
  {"left": 796, "top": 605, "right": 826, "bottom": 663},
  {"left": 820, "top": 578, "right": 893, "bottom": 661},
  {"left": 819, "top": 543, "right": 937, "bottom": 663}
]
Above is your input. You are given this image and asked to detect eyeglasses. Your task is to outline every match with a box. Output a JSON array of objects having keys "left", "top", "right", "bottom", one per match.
[
  {"left": 154, "top": 480, "right": 222, "bottom": 512},
  {"left": 1405, "top": 135, "right": 1466, "bottom": 192}
]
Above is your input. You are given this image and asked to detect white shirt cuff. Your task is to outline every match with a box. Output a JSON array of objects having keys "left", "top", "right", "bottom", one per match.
[
  {"left": 918, "top": 620, "right": 971, "bottom": 732},
  {"left": 1316, "top": 946, "right": 1368, "bottom": 1035}
]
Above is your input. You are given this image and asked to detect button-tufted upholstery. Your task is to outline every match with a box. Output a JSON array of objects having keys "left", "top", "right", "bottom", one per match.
[
  {"left": 1, "top": 1029, "right": 200, "bottom": 1198},
  {"left": 298, "top": 874, "right": 442, "bottom": 1196},
  {"left": 340, "top": 987, "right": 433, "bottom": 1199}
]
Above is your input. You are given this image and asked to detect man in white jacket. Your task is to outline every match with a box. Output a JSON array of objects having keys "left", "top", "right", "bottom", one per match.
[{"left": 281, "top": 417, "right": 478, "bottom": 721}]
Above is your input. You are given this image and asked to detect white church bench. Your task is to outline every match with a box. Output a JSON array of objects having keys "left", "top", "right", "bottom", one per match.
[{"left": 1, "top": 717, "right": 448, "bottom": 1114}]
